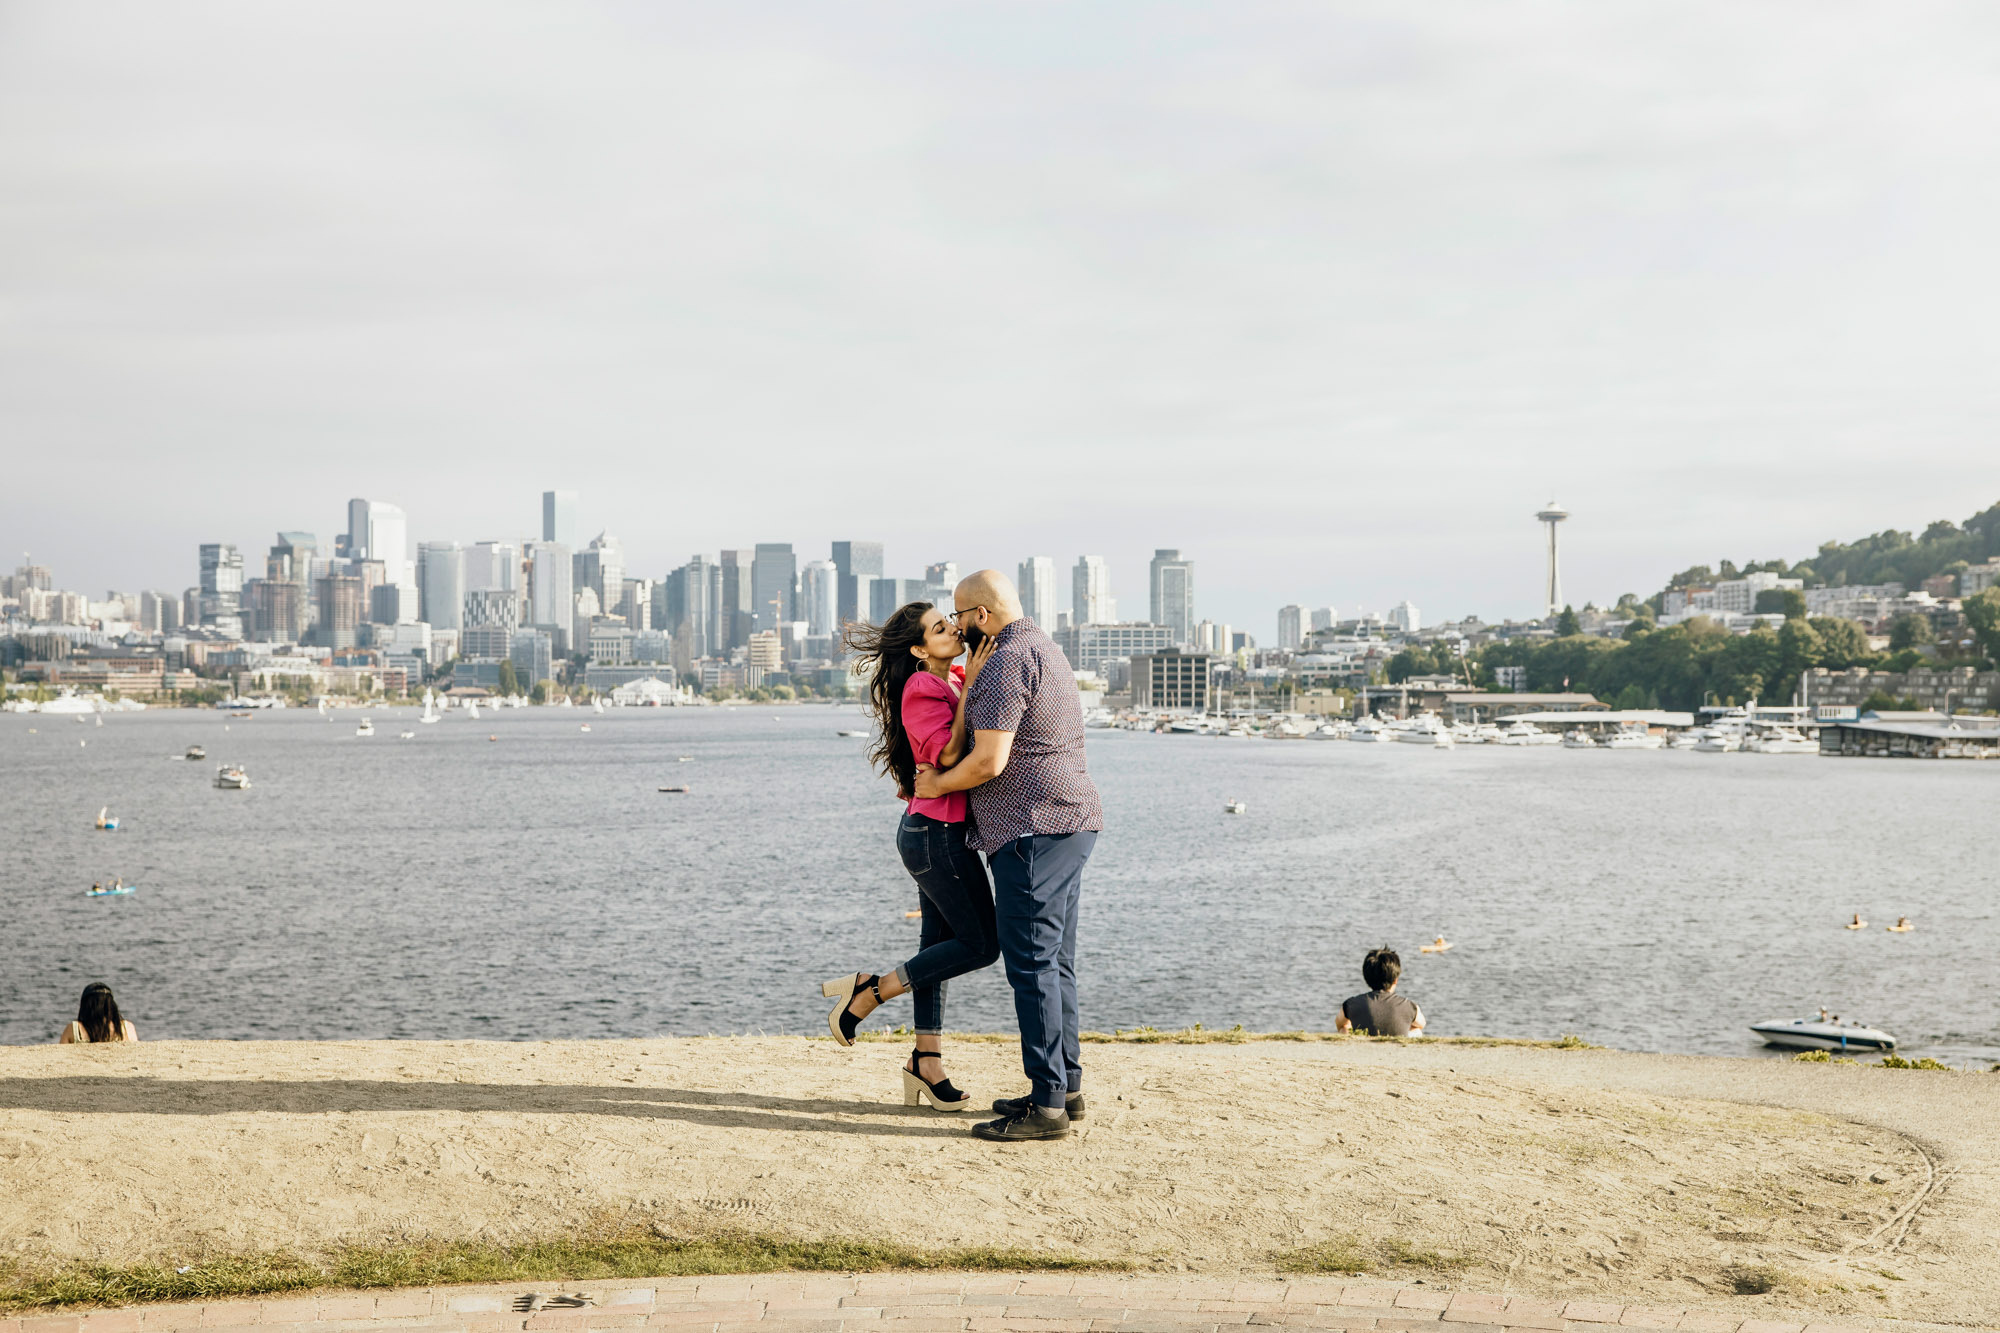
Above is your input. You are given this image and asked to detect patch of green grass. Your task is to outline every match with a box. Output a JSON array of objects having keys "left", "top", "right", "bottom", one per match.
[
  {"left": 0, "top": 1231, "right": 1129, "bottom": 1314},
  {"left": 1278, "top": 1235, "right": 1467, "bottom": 1277}
]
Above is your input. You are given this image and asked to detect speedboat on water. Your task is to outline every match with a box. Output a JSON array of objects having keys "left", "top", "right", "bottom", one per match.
[
  {"left": 1561, "top": 730, "right": 1601, "bottom": 749},
  {"left": 213, "top": 764, "right": 250, "bottom": 790},
  {"left": 1745, "top": 727, "right": 1818, "bottom": 755},
  {"left": 1602, "top": 725, "right": 1665, "bottom": 750},
  {"left": 1348, "top": 716, "right": 1394, "bottom": 743},
  {"left": 1391, "top": 715, "right": 1453, "bottom": 747},
  {"left": 1749, "top": 1017, "right": 1896, "bottom": 1053}
]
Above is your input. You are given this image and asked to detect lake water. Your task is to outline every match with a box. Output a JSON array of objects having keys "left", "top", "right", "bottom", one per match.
[{"left": 3, "top": 706, "right": 1995, "bottom": 1064}]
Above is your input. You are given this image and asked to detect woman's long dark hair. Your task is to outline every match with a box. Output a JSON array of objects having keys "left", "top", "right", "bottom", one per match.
[
  {"left": 841, "top": 602, "right": 935, "bottom": 798},
  {"left": 77, "top": 982, "right": 125, "bottom": 1043}
]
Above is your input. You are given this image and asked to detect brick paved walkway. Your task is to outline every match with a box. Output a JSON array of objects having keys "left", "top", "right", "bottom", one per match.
[{"left": 0, "top": 1274, "right": 1954, "bottom": 1333}]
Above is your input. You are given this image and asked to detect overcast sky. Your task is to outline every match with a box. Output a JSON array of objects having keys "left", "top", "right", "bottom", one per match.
[{"left": 5, "top": 2, "right": 2000, "bottom": 635}]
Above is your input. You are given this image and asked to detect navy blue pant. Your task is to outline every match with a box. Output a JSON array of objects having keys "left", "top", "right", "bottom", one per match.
[
  {"left": 893, "top": 814, "right": 1001, "bottom": 1033},
  {"left": 988, "top": 830, "right": 1098, "bottom": 1110}
]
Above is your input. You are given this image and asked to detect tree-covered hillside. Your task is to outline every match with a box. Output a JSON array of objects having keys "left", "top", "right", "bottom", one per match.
[{"left": 1657, "top": 500, "right": 2000, "bottom": 594}]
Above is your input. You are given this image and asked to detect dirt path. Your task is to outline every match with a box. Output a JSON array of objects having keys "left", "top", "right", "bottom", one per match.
[{"left": 0, "top": 1038, "right": 1991, "bottom": 1325}]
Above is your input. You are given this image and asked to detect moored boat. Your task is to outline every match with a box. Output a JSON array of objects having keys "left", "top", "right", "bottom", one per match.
[{"left": 1749, "top": 1017, "right": 1896, "bottom": 1052}]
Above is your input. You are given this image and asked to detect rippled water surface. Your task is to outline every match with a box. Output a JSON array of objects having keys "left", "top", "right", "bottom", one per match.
[{"left": 4, "top": 707, "right": 1995, "bottom": 1062}]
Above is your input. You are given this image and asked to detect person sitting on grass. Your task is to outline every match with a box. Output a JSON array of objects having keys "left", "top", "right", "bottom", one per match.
[
  {"left": 1336, "top": 947, "right": 1424, "bottom": 1037},
  {"left": 58, "top": 982, "right": 138, "bottom": 1043}
]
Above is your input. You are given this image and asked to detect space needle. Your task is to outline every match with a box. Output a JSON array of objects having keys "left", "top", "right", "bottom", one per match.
[{"left": 1536, "top": 501, "right": 1568, "bottom": 618}]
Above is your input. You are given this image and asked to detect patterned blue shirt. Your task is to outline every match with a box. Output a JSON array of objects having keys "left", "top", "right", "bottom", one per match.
[{"left": 963, "top": 618, "right": 1104, "bottom": 852}]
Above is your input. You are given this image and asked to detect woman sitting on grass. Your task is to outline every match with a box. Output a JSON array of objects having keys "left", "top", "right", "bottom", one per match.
[{"left": 59, "top": 982, "right": 138, "bottom": 1043}]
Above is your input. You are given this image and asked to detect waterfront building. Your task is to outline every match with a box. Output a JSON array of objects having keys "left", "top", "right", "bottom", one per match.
[
  {"left": 417, "top": 542, "right": 464, "bottom": 631},
  {"left": 832, "top": 540, "right": 883, "bottom": 626},
  {"left": 1072, "top": 556, "right": 1113, "bottom": 626},
  {"left": 752, "top": 543, "right": 797, "bottom": 632},
  {"left": 1133, "top": 650, "right": 1215, "bottom": 711},
  {"left": 541, "top": 490, "right": 579, "bottom": 548},
  {"left": 1803, "top": 665, "right": 1998, "bottom": 715},
  {"left": 509, "top": 628, "right": 554, "bottom": 688},
  {"left": 1387, "top": 600, "right": 1421, "bottom": 633},
  {"left": 1149, "top": 549, "right": 1195, "bottom": 647},
  {"left": 586, "top": 620, "right": 634, "bottom": 665},
  {"left": 800, "top": 559, "right": 837, "bottom": 637},
  {"left": 1277, "top": 605, "right": 1304, "bottom": 652},
  {"left": 1017, "top": 556, "right": 1056, "bottom": 626},
  {"left": 748, "top": 630, "right": 784, "bottom": 678},
  {"left": 1054, "top": 621, "right": 1176, "bottom": 674},
  {"left": 1964, "top": 561, "right": 2000, "bottom": 594},
  {"left": 1817, "top": 711, "right": 2000, "bottom": 758}
]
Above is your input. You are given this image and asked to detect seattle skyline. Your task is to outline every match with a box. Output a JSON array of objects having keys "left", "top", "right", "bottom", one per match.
[{"left": 6, "top": 4, "right": 2000, "bottom": 626}]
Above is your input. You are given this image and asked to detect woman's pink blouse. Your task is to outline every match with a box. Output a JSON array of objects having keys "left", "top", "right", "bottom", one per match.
[{"left": 901, "top": 667, "right": 967, "bottom": 823}]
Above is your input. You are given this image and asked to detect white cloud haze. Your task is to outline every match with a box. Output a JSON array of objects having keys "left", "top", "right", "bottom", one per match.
[{"left": 4, "top": 1, "right": 2000, "bottom": 635}]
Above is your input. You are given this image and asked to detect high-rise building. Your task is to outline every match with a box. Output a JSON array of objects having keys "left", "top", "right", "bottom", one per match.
[
  {"left": 466, "top": 541, "right": 521, "bottom": 593},
  {"left": 1387, "top": 600, "right": 1420, "bottom": 633},
  {"left": 463, "top": 588, "right": 521, "bottom": 635},
  {"left": 527, "top": 542, "right": 572, "bottom": 649},
  {"left": 573, "top": 533, "right": 621, "bottom": 613},
  {"left": 1149, "top": 549, "right": 1195, "bottom": 647},
  {"left": 315, "top": 573, "right": 363, "bottom": 649},
  {"left": 1053, "top": 621, "right": 1177, "bottom": 674},
  {"left": 664, "top": 555, "right": 716, "bottom": 661},
  {"left": 1072, "top": 556, "right": 1112, "bottom": 625},
  {"left": 925, "top": 561, "right": 959, "bottom": 588},
  {"left": 418, "top": 542, "right": 465, "bottom": 631},
  {"left": 619, "top": 577, "right": 652, "bottom": 631},
  {"left": 345, "top": 499, "right": 413, "bottom": 593},
  {"left": 541, "top": 490, "right": 579, "bottom": 548},
  {"left": 198, "top": 543, "right": 245, "bottom": 636},
  {"left": 800, "top": 559, "right": 837, "bottom": 638},
  {"left": 870, "top": 578, "right": 930, "bottom": 623},
  {"left": 1017, "top": 556, "right": 1056, "bottom": 626},
  {"left": 369, "top": 583, "right": 416, "bottom": 625},
  {"left": 1277, "top": 605, "right": 1305, "bottom": 652},
  {"left": 1309, "top": 606, "right": 1338, "bottom": 633},
  {"left": 831, "top": 541, "right": 883, "bottom": 626},
  {"left": 752, "top": 543, "right": 796, "bottom": 633},
  {"left": 719, "top": 549, "right": 754, "bottom": 649}
]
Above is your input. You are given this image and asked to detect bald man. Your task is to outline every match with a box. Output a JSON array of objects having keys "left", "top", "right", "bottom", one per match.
[{"left": 913, "top": 569, "right": 1104, "bottom": 1142}]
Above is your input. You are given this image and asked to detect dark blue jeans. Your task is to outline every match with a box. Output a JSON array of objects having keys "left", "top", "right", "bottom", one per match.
[
  {"left": 893, "top": 813, "right": 1000, "bottom": 1034},
  {"left": 988, "top": 830, "right": 1097, "bottom": 1110}
]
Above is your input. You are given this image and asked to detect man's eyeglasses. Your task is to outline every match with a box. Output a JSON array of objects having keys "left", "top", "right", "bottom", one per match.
[{"left": 946, "top": 606, "right": 985, "bottom": 626}]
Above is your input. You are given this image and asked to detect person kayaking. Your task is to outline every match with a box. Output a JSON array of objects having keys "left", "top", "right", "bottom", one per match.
[
  {"left": 1887, "top": 916, "right": 1913, "bottom": 932},
  {"left": 1845, "top": 913, "right": 1867, "bottom": 930}
]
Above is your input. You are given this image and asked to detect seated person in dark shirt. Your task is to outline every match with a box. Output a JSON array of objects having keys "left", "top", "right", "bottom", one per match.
[{"left": 1336, "top": 946, "right": 1425, "bottom": 1036}]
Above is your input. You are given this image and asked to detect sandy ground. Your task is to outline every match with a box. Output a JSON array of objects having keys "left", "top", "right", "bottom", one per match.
[{"left": 0, "top": 1038, "right": 1992, "bottom": 1326}]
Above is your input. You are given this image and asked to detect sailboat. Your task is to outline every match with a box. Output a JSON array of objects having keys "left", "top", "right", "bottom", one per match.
[
  {"left": 419, "top": 689, "right": 440, "bottom": 724},
  {"left": 466, "top": 699, "right": 481, "bottom": 721}
]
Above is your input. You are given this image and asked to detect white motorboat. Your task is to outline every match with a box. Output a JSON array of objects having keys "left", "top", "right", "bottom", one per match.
[
  {"left": 1669, "top": 728, "right": 1707, "bottom": 749},
  {"left": 213, "top": 764, "right": 250, "bottom": 790},
  {"left": 1745, "top": 727, "right": 1818, "bottom": 755},
  {"left": 1223, "top": 799, "right": 1247, "bottom": 814},
  {"left": 1561, "top": 730, "right": 1601, "bottom": 749},
  {"left": 1166, "top": 718, "right": 1203, "bottom": 734},
  {"left": 1602, "top": 725, "right": 1665, "bottom": 750},
  {"left": 184, "top": 744, "right": 207, "bottom": 760},
  {"left": 1348, "top": 716, "right": 1394, "bottom": 743},
  {"left": 1694, "top": 730, "right": 1741, "bottom": 752},
  {"left": 1497, "top": 719, "right": 1557, "bottom": 746},
  {"left": 1749, "top": 1017, "right": 1896, "bottom": 1053},
  {"left": 40, "top": 691, "right": 99, "bottom": 716},
  {"left": 356, "top": 717, "right": 374, "bottom": 737},
  {"left": 1392, "top": 715, "right": 1453, "bottom": 747},
  {"left": 1309, "top": 720, "right": 1349, "bottom": 740}
]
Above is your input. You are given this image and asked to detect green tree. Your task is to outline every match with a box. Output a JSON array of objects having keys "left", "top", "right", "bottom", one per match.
[
  {"left": 1887, "top": 613, "right": 1934, "bottom": 651},
  {"left": 1775, "top": 617, "right": 1825, "bottom": 691},
  {"left": 530, "top": 680, "right": 548, "bottom": 705},
  {"left": 1754, "top": 588, "right": 1808, "bottom": 619},
  {"left": 1556, "top": 605, "right": 1581, "bottom": 637},
  {"left": 497, "top": 659, "right": 518, "bottom": 696},
  {"left": 1808, "top": 617, "right": 1874, "bottom": 668},
  {"left": 1859, "top": 690, "right": 1921, "bottom": 713},
  {"left": 1963, "top": 587, "right": 2000, "bottom": 664}
]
